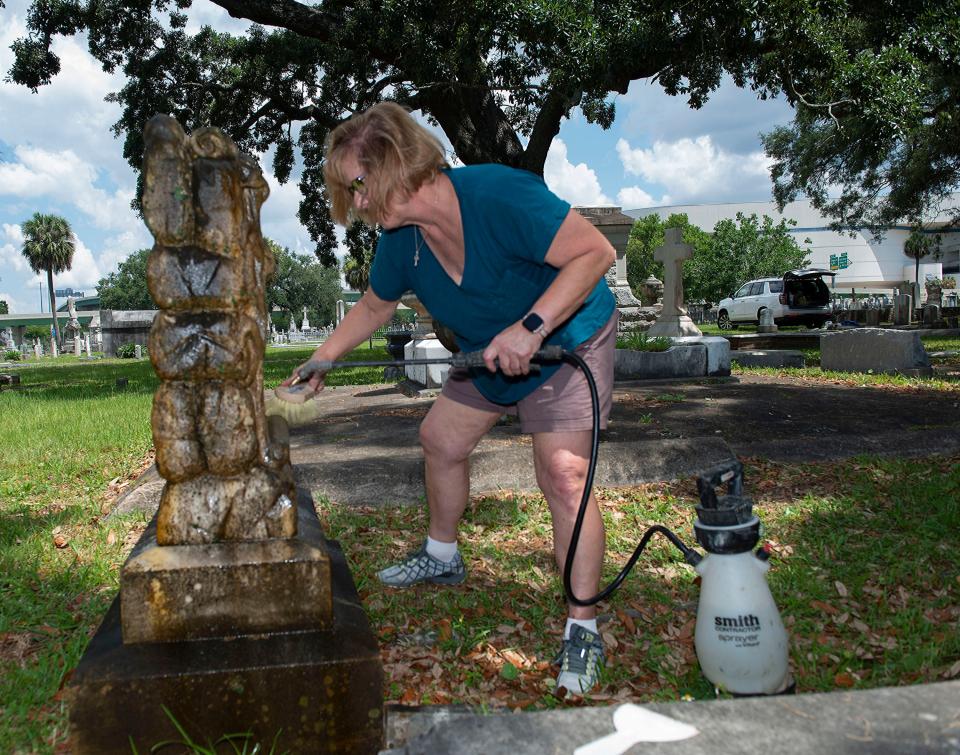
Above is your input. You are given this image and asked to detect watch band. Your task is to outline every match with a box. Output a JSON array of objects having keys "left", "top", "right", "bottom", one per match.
[{"left": 521, "top": 312, "right": 549, "bottom": 338}]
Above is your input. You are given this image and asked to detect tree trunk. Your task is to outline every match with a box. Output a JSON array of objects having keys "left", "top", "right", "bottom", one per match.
[{"left": 47, "top": 268, "right": 60, "bottom": 349}]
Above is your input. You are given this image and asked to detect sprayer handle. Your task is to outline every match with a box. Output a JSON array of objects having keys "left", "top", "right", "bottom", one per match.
[
  {"left": 293, "top": 359, "right": 336, "bottom": 384},
  {"left": 451, "top": 346, "right": 565, "bottom": 370}
]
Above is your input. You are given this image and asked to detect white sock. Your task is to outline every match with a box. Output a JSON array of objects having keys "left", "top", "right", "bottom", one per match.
[
  {"left": 564, "top": 617, "right": 598, "bottom": 640},
  {"left": 425, "top": 536, "right": 458, "bottom": 562}
]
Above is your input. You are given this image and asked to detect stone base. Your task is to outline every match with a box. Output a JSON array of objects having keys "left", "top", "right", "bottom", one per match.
[
  {"left": 120, "top": 497, "right": 332, "bottom": 643},
  {"left": 69, "top": 492, "right": 383, "bottom": 754},
  {"left": 614, "top": 345, "right": 707, "bottom": 380},
  {"left": 648, "top": 314, "right": 703, "bottom": 338},
  {"left": 404, "top": 337, "right": 452, "bottom": 388}
]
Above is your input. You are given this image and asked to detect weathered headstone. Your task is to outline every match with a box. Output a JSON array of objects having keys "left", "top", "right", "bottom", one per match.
[
  {"left": 133, "top": 344, "right": 142, "bottom": 359},
  {"left": 50, "top": 338, "right": 58, "bottom": 358},
  {"left": 33, "top": 339, "right": 42, "bottom": 358},
  {"left": 893, "top": 294, "right": 913, "bottom": 326},
  {"left": 68, "top": 115, "right": 382, "bottom": 754},
  {"left": 820, "top": 328, "right": 931, "bottom": 376},
  {"left": 647, "top": 228, "right": 702, "bottom": 337},
  {"left": 84, "top": 334, "right": 91, "bottom": 357},
  {"left": 302, "top": 304, "right": 310, "bottom": 331},
  {"left": 922, "top": 303, "right": 942, "bottom": 327}
]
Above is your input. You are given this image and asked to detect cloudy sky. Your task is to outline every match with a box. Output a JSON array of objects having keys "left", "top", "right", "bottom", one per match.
[{"left": 0, "top": 0, "right": 795, "bottom": 313}]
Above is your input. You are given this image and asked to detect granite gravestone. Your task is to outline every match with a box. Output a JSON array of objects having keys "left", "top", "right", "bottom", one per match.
[{"left": 68, "top": 115, "right": 382, "bottom": 754}]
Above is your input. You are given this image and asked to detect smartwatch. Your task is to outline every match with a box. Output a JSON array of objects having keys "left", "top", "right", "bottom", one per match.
[{"left": 521, "top": 312, "right": 549, "bottom": 338}]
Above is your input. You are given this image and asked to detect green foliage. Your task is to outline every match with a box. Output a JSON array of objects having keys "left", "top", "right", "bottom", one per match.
[
  {"left": 343, "top": 225, "right": 377, "bottom": 292},
  {"left": 616, "top": 332, "right": 672, "bottom": 352},
  {"left": 20, "top": 212, "right": 75, "bottom": 345},
  {"left": 759, "top": 2, "right": 960, "bottom": 232},
  {"left": 97, "top": 248, "right": 155, "bottom": 310},
  {"left": 266, "top": 240, "right": 342, "bottom": 328},
  {"left": 626, "top": 213, "right": 810, "bottom": 306},
  {"left": 625, "top": 214, "right": 709, "bottom": 304},
  {"left": 692, "top": 213, "right": 811, "bottom": 304},
  {"left": 115, "top": 343, "right": 137, "bottom": 359},
  {"left": 24, "top": 325, "right": 49, "bottom": 341},
  {"left": 0, "top": 299, "right": 8, "bottom": 314},
  {"left": 4, "top": 349, "right": 21, "bottom": 361}
]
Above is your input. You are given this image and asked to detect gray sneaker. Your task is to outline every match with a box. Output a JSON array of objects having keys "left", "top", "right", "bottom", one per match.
[
  {"left": 377, "top": 542, "right": 466, "bottom": 588},
  {"left": 554, "top": 625, "right": 606, "bottom": 694}
]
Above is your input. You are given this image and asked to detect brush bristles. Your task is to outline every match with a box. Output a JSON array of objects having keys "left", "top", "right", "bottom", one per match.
[{"left": 264, "top": 390, "right": 324, "bottom": 428}]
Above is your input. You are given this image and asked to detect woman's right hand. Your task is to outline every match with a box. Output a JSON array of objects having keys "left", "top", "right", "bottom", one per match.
[{"left": 281, "top": 358, "right": 329, "bottom": 395}]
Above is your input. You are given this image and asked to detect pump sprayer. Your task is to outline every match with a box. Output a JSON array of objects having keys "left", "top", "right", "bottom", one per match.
[{"left": 691, "top": 460, "right": 793, "bottom": 695}]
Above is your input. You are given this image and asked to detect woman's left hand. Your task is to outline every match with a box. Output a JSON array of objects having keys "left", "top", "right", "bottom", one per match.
[{"left": 483, "top": 322, "right": 542, "bottom": 376}]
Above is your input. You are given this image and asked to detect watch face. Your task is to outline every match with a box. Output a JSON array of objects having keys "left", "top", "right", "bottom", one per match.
[{"left": 522, "top": 313, "right": 544, "bottom": 332}]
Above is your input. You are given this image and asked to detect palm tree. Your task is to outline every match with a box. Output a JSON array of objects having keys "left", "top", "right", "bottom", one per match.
[{"left": 20, "top": 213, "right": 76, "bottom": 348}]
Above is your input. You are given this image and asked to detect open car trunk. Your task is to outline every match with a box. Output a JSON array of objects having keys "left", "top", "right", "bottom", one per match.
[{"left": 784, "top": 269, "right": 835, "bottom": 309}]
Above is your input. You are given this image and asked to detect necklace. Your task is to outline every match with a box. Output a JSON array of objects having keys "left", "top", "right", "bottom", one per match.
[{"left": 413, "top": 226, "right": 426, "bottom": 267}]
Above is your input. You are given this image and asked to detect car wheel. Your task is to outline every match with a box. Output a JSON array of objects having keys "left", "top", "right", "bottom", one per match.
[{"left": 717, "top": 310, "right": 733, "bottom": 330}]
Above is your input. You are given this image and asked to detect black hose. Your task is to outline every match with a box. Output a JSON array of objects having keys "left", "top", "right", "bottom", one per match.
[{"left": 559, "top": 351, "right": 700, "bottom": 607}]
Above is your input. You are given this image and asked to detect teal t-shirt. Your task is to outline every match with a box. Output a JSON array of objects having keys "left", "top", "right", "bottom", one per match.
[{"left": 369, "top": 164, "right": 615, "bottom": 405}]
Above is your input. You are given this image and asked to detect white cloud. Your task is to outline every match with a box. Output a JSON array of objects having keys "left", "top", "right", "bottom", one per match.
[
  {"left": 0, "top": 292, "right": 20, "bottom": 313},
  {"left": 617, "top": 186, "right": 671, "bottom": 210},
  {"left": 2, "top": 224, "right": 25, "bottom": 245},
  {"left": 0, "top": 145, "right": 138, "bottom": 232},
  {"left": 616, "top": 136, "right": 773, "bottom": 204},
  {"left": 0, "top": 241, "right": 30, "bottom": 274},
  {"left": 544, "top": 139, "right": 612, "bottom": 206},
  {"left": 46, "top": 239, "right": 103, "bottom": 292}
]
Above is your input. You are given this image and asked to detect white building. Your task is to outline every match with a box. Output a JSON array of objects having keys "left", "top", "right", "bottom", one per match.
[{"left": 626, "top": 197, "right": 960, "bottom": 294}]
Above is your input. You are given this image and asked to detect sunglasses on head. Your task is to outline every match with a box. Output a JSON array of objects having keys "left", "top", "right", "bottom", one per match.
[{"left": 348, "top": 175, "right": 366, "bottom": 196}]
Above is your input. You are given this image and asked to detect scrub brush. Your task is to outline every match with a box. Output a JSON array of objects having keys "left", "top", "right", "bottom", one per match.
[{"left": 264, "top": 346, "right": 564, "bottom": 428}]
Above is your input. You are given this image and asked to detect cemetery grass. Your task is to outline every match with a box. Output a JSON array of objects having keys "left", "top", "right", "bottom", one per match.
[
  {"left": 0, "top": 344, "right": 396, "bottom": 753},
  {"left": 317, "top": 453, "right": 959, "bottom": 711}
]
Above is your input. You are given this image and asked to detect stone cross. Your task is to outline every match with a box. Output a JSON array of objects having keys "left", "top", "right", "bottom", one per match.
[
  {"left": 647, "top": 228, "right": 702, "bottom": 337},
  {"left": 302, "top": 305, "right": 310, "bottom": 331}
]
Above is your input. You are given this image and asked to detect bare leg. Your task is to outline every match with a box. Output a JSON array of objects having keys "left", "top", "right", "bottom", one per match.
[
  {"left": 532, "top": 430, "right": 604, "bottom": 621},
  {"left": 419, "top": 395, "right": 501, "bottom": 541}
]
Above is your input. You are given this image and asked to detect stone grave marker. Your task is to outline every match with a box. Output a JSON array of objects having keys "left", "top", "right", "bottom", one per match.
[
  {"left": 68, "top": 115, "right": 382, "bottom": 754},
  {"left": 648, "top": 228, "right": 702, "bottom": 337},
  {"left": 820, "top": 328, "right": 931, "bottom": 376}
]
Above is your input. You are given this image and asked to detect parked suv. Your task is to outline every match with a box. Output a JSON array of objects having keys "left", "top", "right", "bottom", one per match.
[{"left": 716, "top": 269, "right": 836, "bottom": 329}]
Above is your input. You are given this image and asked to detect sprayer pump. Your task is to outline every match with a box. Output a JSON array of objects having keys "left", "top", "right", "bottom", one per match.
[{"left": 691, "top": 461, "right": 793, "bottom": 696}]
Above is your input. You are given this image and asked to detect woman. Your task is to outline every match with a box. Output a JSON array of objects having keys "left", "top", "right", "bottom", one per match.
[{"left": 285, "top": 102, "right": 617, "bottom": 694}]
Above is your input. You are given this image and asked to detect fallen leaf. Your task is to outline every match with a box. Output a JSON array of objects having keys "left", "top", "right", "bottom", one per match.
[
  {"left": 835, "top": 581, "right": 848, "bottom": 598},
  {"left": 53, "top": 535, "right": 68, "bottom": 549},
  {"left": 616, "top": 609, "right": 636, "bottom": 634},
  {"left": 437, "top": 618, "right": 452, "bottom": 642},
  {"left": 500, "top": 662, "right": 519, "bottom": 681},
  {"left": 810, "top": 599, "right": 839, "bottom": 615},
  {"left": 601, "top": 631, "right": 619, "bottom": 650},
  {"left": 106, "top": 530, "right": 117, "bottom": 546},
  {"left": 834, "top": 672, "right": 856, "bottom": 688}
]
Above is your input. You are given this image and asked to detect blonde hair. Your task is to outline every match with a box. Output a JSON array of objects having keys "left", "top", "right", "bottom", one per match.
[{"left": 324, "top": 102, "right": 448, "bottom": 226}]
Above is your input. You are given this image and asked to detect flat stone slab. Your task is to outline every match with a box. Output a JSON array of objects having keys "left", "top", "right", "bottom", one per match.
[
  {"left": 732, "top": 350, "right": 806, "bottom": 368},
  {"left": 614, "top": 345, "right": 707, "bottom": 380},
  {"left": 383, "top": 680, "right": 960, "bottom": 754},
  {"left": 821, "top": 328, "right": 931, "bottom": 375}
]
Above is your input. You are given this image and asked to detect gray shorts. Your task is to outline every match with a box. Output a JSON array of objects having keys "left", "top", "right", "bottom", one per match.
[{"left": 441, "top": 310, "right": 618, "bottom": 433}]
